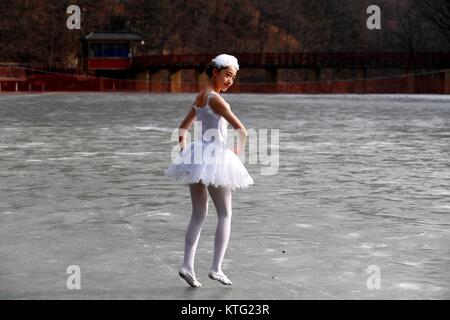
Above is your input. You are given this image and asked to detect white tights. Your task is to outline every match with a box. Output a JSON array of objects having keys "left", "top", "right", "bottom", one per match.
[{"left": 182, "top": 181, "right": 232, "bottom": 277}]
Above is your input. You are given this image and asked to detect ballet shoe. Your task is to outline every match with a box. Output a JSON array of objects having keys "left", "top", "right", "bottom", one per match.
[
  {"left": 208, "top": 271, "right": 232, "bottom": 286},
  {"left": 179, "top": 268, "right": 202, "bottom": 288}
]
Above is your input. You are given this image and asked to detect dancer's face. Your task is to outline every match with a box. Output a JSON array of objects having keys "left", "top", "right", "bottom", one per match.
[{"left": 213, "top": 66, "right": 237, "bottom": 92}]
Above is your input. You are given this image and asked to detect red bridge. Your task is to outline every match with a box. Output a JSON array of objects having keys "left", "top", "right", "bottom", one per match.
[
  {"left": 1, "top": 52, "right": 450, "bottom": 93},
  {"left": 131, "top": 52, "right": 450, "bottom": 94}
]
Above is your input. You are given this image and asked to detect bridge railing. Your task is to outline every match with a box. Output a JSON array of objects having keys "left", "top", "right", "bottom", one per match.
[{"left": 133, "top": 52, "right": 450, "bottom": 69}]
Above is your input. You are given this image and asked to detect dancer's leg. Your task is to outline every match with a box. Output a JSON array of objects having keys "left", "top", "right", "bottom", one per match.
[
  {"left": 207, "top": 185, "right": 232, "bottom": 275},
  {"left": 181, "top": 182, "right": 209, "bottom": 276}
]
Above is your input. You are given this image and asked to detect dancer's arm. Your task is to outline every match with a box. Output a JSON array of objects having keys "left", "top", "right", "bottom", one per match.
[
  {"left": 209, "top": 95, "right": 248, "bottom": 155},
  {"left": 178, "top": 102, "right": 197, "bottom": 151}
]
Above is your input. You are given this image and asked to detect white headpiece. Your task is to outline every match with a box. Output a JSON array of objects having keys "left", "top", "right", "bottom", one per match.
[{"left": 211, "top": 54, "right": 239, "bottom": 71}]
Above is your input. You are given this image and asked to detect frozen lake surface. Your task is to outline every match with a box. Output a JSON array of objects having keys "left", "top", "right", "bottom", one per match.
[{"left": 0, "top": 93, "right": 449, "bottom": 299}]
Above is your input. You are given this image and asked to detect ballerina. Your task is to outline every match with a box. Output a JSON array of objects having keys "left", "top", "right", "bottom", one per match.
[{"left": 165, "top": 54, "right": 254, "bottom": 287}]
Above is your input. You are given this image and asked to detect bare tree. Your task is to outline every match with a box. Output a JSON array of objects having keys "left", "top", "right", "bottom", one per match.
[
  {"left": 393, "top": 4, "right": 424, "bottom": 52},
  {"left": 413, "top": 0, "right": 450, "bottom": 44},
  {"left": 127, "top": 0, "right": 171, "bottom": 54}
]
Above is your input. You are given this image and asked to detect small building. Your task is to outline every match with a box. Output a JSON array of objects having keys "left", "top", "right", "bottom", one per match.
[
  {"left": 81, "top": 31, "right": 143, "bottom": 78},
  {"left": 0, "top": 63, "right": 27, "bottom": 92}
]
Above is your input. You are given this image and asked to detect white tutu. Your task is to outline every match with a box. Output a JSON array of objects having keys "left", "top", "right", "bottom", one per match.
[{"left": 165, "top": 140, "right": 254, "bottom": 191}]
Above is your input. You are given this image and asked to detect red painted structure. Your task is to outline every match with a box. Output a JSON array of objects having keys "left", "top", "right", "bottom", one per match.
[
  {"left": 0, "top": 64, "right": 27, "bottom": 81},
  {"left": 1, "top": 52, "right": 449, "bottom": 93},
  {"left": 87, "top": 58, "right": 131, "bottom": 70},
  {"left": 82, "top": 32, "right": 143, "bottom": 74}
]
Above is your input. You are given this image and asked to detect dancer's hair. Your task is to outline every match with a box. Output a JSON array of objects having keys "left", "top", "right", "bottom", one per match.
[{"left": 205, "top": 54, "right": 240, "bottom": 79}]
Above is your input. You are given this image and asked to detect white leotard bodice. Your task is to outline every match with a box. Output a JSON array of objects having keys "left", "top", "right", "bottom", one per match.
[{"left": 193, "top": 91, "right": 228, "bottom": 145}]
